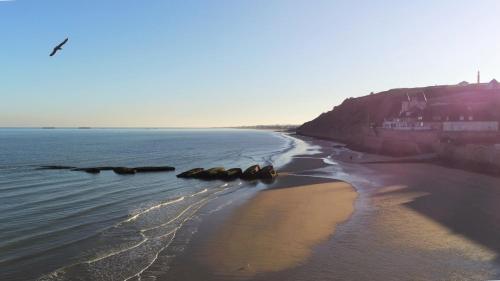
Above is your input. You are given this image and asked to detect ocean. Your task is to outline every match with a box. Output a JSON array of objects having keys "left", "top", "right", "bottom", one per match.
[{"left": 0, "top": 128, "right": 304, "bottom": 281}]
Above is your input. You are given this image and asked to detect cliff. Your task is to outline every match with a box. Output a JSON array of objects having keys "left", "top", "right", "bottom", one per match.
[{"left": 297, "top": 83, "right": 500, "bottom": 155}]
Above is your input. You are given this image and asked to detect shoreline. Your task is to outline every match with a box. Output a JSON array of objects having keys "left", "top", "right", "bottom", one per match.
[
  {"left": 159, "top": 132, "right": 500, "bottom": 281},
  {"left": 158, "top": 133, "right": 359, "bottom": 280},
  {"left": 296, "top": 131, "right": 500, "bottom": 178},
  {"left": 200, "top": 175, "right": 357, "bottom": 278}
]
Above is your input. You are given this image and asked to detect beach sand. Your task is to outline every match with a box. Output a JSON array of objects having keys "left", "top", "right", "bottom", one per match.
[
  {"left": 158, "top": 135, "right": 500, "bottom": 281},
  {"left": 200, "top": 177, "right": 356, "bottom": 278}
]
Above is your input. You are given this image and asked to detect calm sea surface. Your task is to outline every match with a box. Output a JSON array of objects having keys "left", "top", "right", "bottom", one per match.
[{"left": 0, "top": 129, "right": 303, "bottom": 281}]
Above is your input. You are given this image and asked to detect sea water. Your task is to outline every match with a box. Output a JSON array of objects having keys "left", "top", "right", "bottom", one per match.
[{"left": 0, "top": 128, "right": 302, "bottom": 281}]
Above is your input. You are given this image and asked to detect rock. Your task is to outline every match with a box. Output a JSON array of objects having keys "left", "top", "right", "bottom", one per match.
[
  {"left": 197, "top": 167, "right": 226, "bottom": 180},
  {"left": 95, "top": 167, "right": 114, "bottom": 171},
  {"left": 241, "top": 165, "right": 261, "bottom": 180},
  {"left": 113, "top": 167, "right": 136, "bottom": 175},
  {"left": 41, "top": 165, "right": 175, "bottom": 175},
  {"left": 39, "top": 165, "right": 76, "bottom": 170},
  {"left": 257, "top": 165, "right": 277, "bottom": 179},
  {"left": 177, "top": 168, "right": 204, "bottom": 178},
  {"left": 223, "top": 168, "right": 243, "bottom": 180},
  {"left": 84, "top": 168, "right": 101, "bottom": 174},
  {"left": 134, "top": 166, "right": 175, "bottom": 173},
  {"left": 72, "top": 168, "right": 101, "bottom": 174}
]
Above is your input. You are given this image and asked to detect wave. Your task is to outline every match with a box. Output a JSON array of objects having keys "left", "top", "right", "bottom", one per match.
[
  {"left": 0, "top": 216, "right": 122, "bottom": 266},
  {"left": 1, "top": 130, "right": 307, "bottom": 281},
  {"left": 140, "top": 197, "right": 210, "bottom": 233},
  {"left": 0, "top": 177, "right": 92, "bottom": 197},
  {"left": 123, "top": 196, "right": 185, "bottom": 223},
  {"left": 37, "top": 183, "right": 233, "bottom": 281},
  {"left": 190, "top": 188, "right": 208, "bottom": 196},
  {"left": 85, "top": 232, "right": 149, "bottom": 264}
]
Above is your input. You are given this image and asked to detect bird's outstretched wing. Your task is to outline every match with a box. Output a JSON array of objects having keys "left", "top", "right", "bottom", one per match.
[
  {"left": 49, "top": 38, "right": 69, "bottom": 57},
  {"left": 58, "top": 38, "right": 69, "bottom": 48}
]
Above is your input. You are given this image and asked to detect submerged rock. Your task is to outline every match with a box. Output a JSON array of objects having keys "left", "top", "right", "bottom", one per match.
[
  {"left": 73, "top": 167, "right": 101, "bottom": 174},
  {"left": 95, "top": 167, "right": 115, "bottom": 171},
  {"left": 134, "top": 166, "right": 175, "bottom": 173},
  {"left": 42, "top": 165, "right": 175, "bottom": 175},
  {"left": 176, "top": 168, "right": 204, "bottom": 178},
  {"left": 84, "top": 168, "right": 101, "bottom": 174},
  {"left": 241, "top": 165, "right": 261, "bottom": 180},
  {"left": 39, "top": 165, "right": 76, "bottom": 170},
  {"left": 113, "top": 167, "right": 136, "bottom": 175},
  {"left": 257, "top": 165, "right": 277, "bottom": 179}
]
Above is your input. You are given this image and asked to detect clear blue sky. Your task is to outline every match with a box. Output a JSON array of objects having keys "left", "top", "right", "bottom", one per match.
[{"left": 1, "top": 0, "right": 500, "bottom": 127}]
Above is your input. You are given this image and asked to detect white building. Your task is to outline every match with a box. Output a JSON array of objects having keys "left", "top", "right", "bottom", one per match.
[{"left": 442, "top": 121, "right": 498, "bottom": 132}]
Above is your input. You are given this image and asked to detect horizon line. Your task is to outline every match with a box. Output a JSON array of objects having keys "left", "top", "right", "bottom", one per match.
[{"left": 0, "top": 125, "right": 299, "bottom": 129}]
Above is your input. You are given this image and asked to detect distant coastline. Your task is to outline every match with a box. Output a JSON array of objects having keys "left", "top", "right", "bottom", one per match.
[
  {"left": 229, "top": 124, "right": 299, "bottom": 132},
  {"left": 0, "top": 126, "right": 298, "bottom": 130}
]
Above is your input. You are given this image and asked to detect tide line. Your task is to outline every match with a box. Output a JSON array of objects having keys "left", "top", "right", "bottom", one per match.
[
  {"left": 124, "top": 196, "right": 185, "bottom": 223},
  {"left": 85, "top": 232, "right": 148, "bottom": 264},
  {"left": 123, "top": 229, "right": 178, "bottom": 281},
  {"left": 190, "top": 188, "right": 208, "bottom": 197},
  {"left": 141, "top": 198, "right": 210, "bottom": 233},
  {"left": 124, "top": 195, "right": 216, "bottom": 281}
]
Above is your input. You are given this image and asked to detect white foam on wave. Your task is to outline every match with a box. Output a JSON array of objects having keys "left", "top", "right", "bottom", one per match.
[
  {"left": 190, "top": 188, "right": 208, "bottom": 197},
  {"left": 140, "top": 198, "right": 210, "bottom": 233},
  {"left": 38, "top": 184, "right": 236, "bottom": 281},
  {"left": 323, "top": 157, "right": 339, "bottom": 165},
  {"left": 123, "top": 228, "right": 178, "bottom": 281},
  {"left": 124, "top": 196, "right": 185, "bottom": 223},
  {"left": 207, "top": 199, "right": 234, "bottom": 214},
  {"left": 85, "top": 232, "right": 148, "bottom": 264},
  {"left": 123, "top": 184, "right": 225, "bottom": 224},
  {"left": 123, "top": 194, "right": 220, "bottom": 281}
]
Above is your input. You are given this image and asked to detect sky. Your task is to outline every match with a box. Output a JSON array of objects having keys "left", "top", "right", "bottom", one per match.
[{"left": 1, "top": 0, "right": 500, "bottom": 127}]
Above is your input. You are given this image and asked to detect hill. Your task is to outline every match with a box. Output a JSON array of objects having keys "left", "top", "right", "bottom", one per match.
[{"left": 297, "top": 82, "right": 500, "bottom": 154}]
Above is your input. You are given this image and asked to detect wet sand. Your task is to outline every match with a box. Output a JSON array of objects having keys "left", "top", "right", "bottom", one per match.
[
  {"left": 201, "top": 177, "right": 356, "bottom": 278},
  {"left": 158, "top": 134, "right": 500, "bottom": 281}
]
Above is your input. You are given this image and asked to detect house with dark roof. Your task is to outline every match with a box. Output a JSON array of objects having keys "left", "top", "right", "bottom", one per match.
[{"left": 382, "top": 94, "right": 499, "bottom": 132}]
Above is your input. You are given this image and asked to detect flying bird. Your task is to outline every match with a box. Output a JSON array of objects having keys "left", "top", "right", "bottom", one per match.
[{"left": 50, "top": 38, "right": 69, "bottom": 57}]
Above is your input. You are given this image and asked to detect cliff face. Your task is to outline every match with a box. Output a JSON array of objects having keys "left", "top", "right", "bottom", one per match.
[{"left": 297, "top": 84, "right": 500, "bottom": 154}]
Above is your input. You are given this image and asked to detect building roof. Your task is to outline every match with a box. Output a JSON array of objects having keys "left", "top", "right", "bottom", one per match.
[{"left": 425, "top": 102, "right": 495, "bottom": 121}]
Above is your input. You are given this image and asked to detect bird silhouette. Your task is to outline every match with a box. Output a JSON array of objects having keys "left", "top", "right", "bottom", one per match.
[{"left": 50, "top": 38, "right": 68, "bottom": 57}]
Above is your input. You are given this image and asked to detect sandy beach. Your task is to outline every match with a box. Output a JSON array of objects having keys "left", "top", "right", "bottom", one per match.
[
  {"left": 201, "top": 176, "right": 356, "bottom": 278},
  {"left": 158, "top": 134, "right": 500, "bottom": 281}
]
